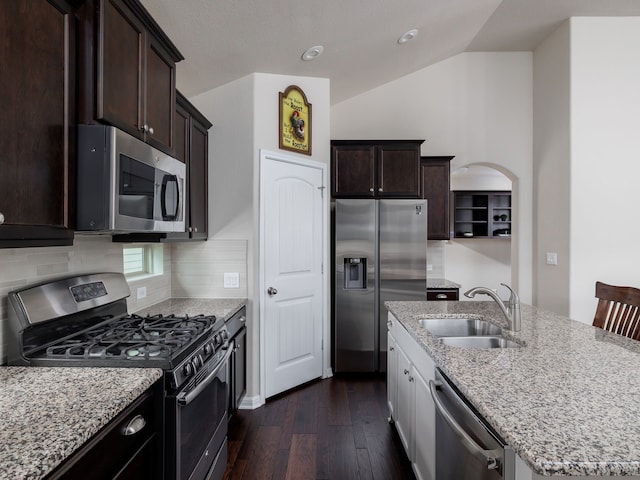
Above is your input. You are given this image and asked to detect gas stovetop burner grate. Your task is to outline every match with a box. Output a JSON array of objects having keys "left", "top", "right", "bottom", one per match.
[{"left": 39, "top": 313, "right": 217, "bottom": 361}]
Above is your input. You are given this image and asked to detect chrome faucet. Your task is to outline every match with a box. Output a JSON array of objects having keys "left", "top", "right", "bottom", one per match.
[{"left": 464, "top": 283, "right": 521, "bottom": 332}]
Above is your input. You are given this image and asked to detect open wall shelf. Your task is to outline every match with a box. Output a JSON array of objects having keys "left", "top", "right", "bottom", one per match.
[{"left": 453, "top": 191, "right": 511, "bottom": 238}]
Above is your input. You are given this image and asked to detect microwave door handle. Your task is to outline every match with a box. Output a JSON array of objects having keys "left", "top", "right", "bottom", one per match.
[{"left": 161, "top": 174, "right": 179, "bottom": 220}]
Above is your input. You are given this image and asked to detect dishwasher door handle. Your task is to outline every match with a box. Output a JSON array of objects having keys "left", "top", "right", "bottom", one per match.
[{"left": 429, "top": 379, "right": 502, "bottom": 470}]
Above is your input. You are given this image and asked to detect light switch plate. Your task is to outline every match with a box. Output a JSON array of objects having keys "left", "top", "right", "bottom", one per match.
[
  {"left": 136, "top": 286, "right": 147, "bottom": 299},
  {"left": 224, "top": 272, "right": 240, "bottom": 288},
  {"left": 546, "top": 252, "right": 558, "bottom": 265}
]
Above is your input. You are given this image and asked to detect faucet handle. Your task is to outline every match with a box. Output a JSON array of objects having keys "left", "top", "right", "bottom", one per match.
[{"left": 500, "top": 283, "right": 519, "bottom": 305}]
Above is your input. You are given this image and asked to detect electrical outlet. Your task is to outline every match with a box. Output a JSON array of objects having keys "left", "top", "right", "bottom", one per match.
[
  {"left": 546, "top": 252, "right": 558, "bottom": 265},
  {"left": 136, "top": 286, "right": 147, "bottom": 299},
  {"left": 427, "top": 264, "right": 433, "bottom": 272},
  {"left": 224, "top": 272, "right": 240, "bottom": 288}
]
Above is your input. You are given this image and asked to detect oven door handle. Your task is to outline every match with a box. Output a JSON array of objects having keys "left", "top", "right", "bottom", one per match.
[{"left": 177, "top": 347, "right": 233, "bottom": 406}]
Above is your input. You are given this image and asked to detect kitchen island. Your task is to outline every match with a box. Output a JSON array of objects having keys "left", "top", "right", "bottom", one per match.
[
  {"left": 386, "top": 300, "right": 640, "bottom": 478},
  {"left": 0, "top": 367, "right": 162, "bottom": 480}
]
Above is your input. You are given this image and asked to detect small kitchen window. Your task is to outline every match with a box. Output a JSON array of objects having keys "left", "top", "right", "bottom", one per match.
[{"left": 123, "top": 244, "right": 163, "bottom": 279}]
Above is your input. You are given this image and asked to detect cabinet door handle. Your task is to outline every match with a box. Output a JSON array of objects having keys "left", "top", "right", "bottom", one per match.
[
  {"left": 194, "top": 227, "right": 198, "bottom": 233},
  {"left": 122, "top": 414, "right": 146, "bottom": 436},
  {"left": 404, "top": 369, "right": 409, "bottom": 375},
  {"left": 408, "top": 376, "right": 414, "bottom": 383},
  {"left": 239, "top": 316, "right": 246, "bottom": 323},
  {"left": 437, "top": 294, "right": 448, "bottom": 299},
  {"left": 0, "top": 212, "right": 4, "bottom": 225},
  {"left": 378, "top": 187, "right": 383, "bottom": 192},
  {"left": 148, "top": 126, "right": 154, "bottom": 135},
  {"left": 389, "top": 346, "right": 394, "bottom": 352},
  {"left": 369, "top": 187, "right": 374, "bottom": 192}
]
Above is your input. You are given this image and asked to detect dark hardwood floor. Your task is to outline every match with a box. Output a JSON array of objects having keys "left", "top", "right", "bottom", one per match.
[{"left": 224, "top": 374, "right": 415, "bottom": 480}]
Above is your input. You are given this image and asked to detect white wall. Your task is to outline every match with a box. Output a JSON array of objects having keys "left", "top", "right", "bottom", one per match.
[
  {"left": 533, "top": 21, "right": 572, "bottom": 315},
  {"left": 569, "top": 18, "right": 640, "bottom": 322},
  {"left": 331, "top": 52, "right": 533, "bottom": 301},
  {"left": 533, "top": 18, "right": 640, "bottom": 323}
]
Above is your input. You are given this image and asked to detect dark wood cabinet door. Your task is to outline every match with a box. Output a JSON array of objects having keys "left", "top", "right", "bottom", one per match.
[
  {"left": 331, "top": 145, "right": 376, "bottom": 197},
  {"left": 174, "top": 102, "right": 189, "bottom": 164},
  {"left": 421, "top": 156, "right": 453, "bottom": 240},
  {"left": 95, "top": 0, "right": 176, "bottom": 155},
  {"left": 377, "top": 144, "right": 421, "bottom": 197},
  {"left": 189, "top": 119, "right": 209, "bottom": 239},
  {"left": 145, "top": 36, "right": 176, "bottom": 153},
  {"left": 0, "top": 0, "right": 75, "bottom": 247},
  {"left": 99, "top": 0, "right": 145, "bottom": 141}
]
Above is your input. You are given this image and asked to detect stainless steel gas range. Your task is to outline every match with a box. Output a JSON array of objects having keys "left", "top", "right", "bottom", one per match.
[{"left": 6, "top": 272, "right": 230, "bottom": 480}]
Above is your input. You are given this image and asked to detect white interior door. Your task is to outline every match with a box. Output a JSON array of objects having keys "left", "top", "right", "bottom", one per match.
[{"left": 261, "top": 151, "right": 325, "bottom": 398}]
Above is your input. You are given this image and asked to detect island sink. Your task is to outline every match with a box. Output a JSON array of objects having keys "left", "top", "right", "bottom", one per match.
[
  {"left": 418, "top": 317, "right": 521, "bottom": 349},
  {"left": 440, "top": 336, "right": 521, "bottom": 349},
  {"left": 418, "top": 318, "right": 502, "bottom": 337}
]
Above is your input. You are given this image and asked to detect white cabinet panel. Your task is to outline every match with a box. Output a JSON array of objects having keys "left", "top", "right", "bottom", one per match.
[{"left": 387, "top": 312, "right": 436, "bottom": 480}]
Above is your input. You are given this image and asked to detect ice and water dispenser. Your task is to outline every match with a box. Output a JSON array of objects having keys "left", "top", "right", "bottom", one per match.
[{"left": 343, "top": 257, "right": 367, "bottom": 289}]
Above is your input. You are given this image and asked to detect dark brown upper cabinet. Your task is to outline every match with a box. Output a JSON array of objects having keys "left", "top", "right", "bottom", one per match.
[
  {"left": 78, "top": 0, "right": 183, "bottom": 156},
  {"left": 331, "top": 140, "right": 424, "bottom": 198},
  {"left": 173, "top": 92, "right": 212, "bottom": 240},
  {"left": 0, "top": 0, "right": 77, "bottom": 247},
  {"left": 420, "top": 156, "right": 453, "bottom": 240}
]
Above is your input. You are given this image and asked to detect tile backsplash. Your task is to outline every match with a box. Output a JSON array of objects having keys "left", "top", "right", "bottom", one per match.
[
  {"left": 0, "top": 235, "right": 248, "bottom": 364},
  {"left": 171, "top": 239, "right": 248, "bottom": 299}
]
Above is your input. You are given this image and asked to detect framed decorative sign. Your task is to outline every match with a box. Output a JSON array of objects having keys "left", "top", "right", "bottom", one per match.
[{"left": 279, "top": 85, "right": 312, "bottom": 156}]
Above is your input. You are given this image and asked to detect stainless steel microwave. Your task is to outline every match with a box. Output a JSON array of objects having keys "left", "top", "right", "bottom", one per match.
[{"left": 76, "top": 125, "right": 186, "bottom": 233}]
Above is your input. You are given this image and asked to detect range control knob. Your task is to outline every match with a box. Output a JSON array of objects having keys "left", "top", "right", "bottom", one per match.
[
  {"left": 193, "top": 354, "right": 203, "bottom": 369},
  {"left": 183, "top": 363, "right": 193, "bottom": 377},
  {"left": 203, "top": 343, "right": 212, "bottom": 356}
]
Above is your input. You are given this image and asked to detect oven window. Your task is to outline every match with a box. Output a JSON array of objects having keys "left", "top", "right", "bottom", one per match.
[
  {"left": 179, "top": 366, "right": 228, "bottom": 478},
  {"left": 119, "top": 154, "right": 155, "bottom": 219}
]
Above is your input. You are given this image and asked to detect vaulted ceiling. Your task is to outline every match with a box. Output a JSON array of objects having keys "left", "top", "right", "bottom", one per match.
[{"left": 141, "top": 0, "right": 640, "bottom": 104}]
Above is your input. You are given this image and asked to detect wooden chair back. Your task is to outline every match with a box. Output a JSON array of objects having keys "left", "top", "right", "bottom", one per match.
[{"left": 593, "top": 281, "right": 640, "bottom": 339}]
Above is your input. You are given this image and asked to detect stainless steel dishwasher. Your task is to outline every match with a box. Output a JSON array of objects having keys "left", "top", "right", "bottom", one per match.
[{"left": 429, "top": 369, "right": 515, "bottom": 480}]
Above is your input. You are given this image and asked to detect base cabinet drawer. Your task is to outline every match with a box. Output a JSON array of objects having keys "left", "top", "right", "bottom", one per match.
[
  {"left": 47, "top": 381, "right": 162, "bottom": 480},
  {"left": 427, "top": 288, "right": 459, "bottom": 301}
]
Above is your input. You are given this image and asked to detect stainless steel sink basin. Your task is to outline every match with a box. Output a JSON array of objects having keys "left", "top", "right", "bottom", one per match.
[
  {"left": 439, "top": 336, "right": 521, "bottom": 349},
  {"left": 418, "top": 318, "right": 502, "bottom": 337}
]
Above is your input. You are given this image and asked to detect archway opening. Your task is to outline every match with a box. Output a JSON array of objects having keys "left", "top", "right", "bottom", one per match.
[{"left": 445, "top": 164, "right": 517, "bottom": 298}]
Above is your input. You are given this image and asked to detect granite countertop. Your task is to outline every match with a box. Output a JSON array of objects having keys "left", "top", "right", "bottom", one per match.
[
  {"left": 134, "top": 297, "right": 246, "bottom": 321},
  {"left": 0, "top": 367, "right": 162, "bottom": 480},
  {"left": 426, "top": 278, "right": 461, "bottom": 289},
  {"left": 385, "top": 300, "right": 640, "bottom": 477}
]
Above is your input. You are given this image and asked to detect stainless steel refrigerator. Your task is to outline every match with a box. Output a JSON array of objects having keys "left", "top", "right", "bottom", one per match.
[{"left": 333, "top": 199, "right": 428, "bottom": 372}]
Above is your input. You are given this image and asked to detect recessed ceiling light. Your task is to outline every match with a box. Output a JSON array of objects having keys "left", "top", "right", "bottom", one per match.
[
  {"left": 398, "top": 29, "right": 418, "bottom": 45},
  {"left": 301, "top": 45, "right": 324, "bottom": 61}
]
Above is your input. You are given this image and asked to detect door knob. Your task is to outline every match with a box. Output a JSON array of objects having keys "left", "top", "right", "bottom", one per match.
[{"left": 267, "top": 287, "right": 278, "bottom": 296}]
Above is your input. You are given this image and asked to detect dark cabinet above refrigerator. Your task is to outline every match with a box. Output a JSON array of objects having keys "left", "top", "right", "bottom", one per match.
[{"left": 331, "top": 140, "right": 424, "bottom": 198}]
